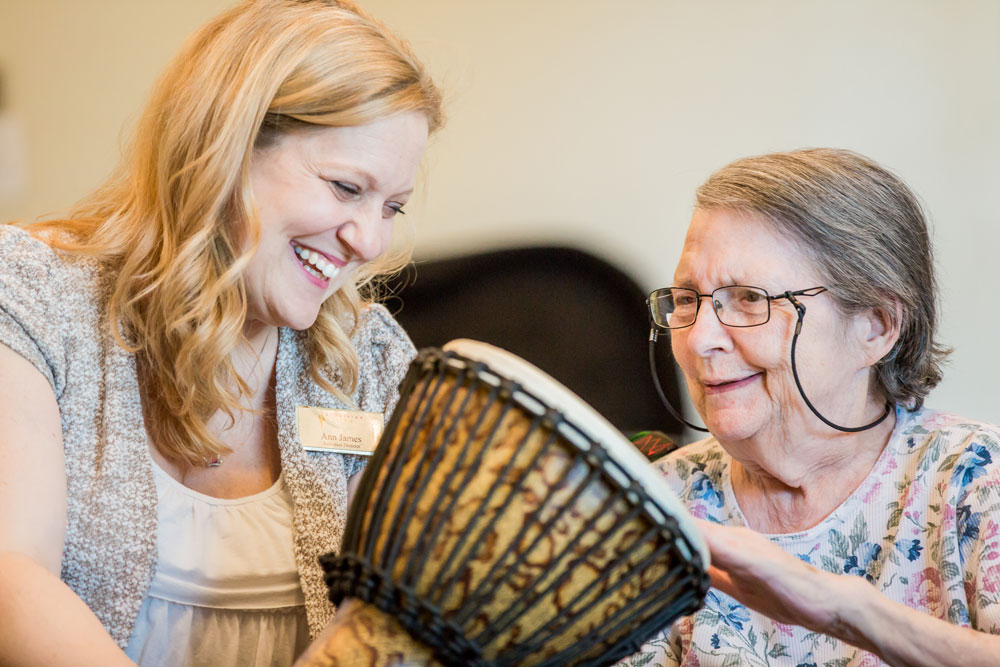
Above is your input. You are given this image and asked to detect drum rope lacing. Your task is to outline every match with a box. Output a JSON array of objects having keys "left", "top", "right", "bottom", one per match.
[{"left": 321, "top": 348, "right": 710, "bottom": 666}]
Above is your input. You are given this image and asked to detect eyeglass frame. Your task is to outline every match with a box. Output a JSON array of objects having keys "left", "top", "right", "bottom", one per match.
[{"left": 646, "top": 285, "right": 828, "bottom": 331}]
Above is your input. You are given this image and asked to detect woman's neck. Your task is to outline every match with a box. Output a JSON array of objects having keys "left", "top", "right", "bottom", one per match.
[
  {"left": 726, "top": 411, "right": 896, "bottom": 534},
  {"left": 235, "top": 323, "right": 279, "bottom": 406},
  {"left": 143, "top": 323, "right": 282, "bottom": 495}
]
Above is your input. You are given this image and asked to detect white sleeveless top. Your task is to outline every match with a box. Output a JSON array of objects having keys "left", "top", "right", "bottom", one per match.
[{"left": 125, "top": 462, "right": 310, "bottom": 666}]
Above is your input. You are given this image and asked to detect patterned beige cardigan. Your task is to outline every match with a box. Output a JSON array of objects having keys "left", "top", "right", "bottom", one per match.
[{"left": 0, "top": 225, "right": 416, "bottom": 648}]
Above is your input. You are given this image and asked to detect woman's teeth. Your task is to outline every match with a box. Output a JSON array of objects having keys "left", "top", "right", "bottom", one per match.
[{"left": 293, "top": 245, "right": 340, "bottom": 280}]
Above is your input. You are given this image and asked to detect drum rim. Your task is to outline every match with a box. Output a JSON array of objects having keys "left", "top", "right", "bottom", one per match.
[{"left": 442, "top": 338, "right": 709, "bottom": 567}]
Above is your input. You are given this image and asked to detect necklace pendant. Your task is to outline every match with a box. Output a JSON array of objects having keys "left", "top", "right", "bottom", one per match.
[{"left": 203, "top": 455, "right": 223, "bottom": 467}]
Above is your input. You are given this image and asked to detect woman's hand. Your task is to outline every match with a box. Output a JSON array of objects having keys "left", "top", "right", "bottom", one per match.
[
  {"left": 697, "top": 519, "right": 853, "bottom": 635},
  {"left": 697, "top": 519, "right": 1000, "bottom": 667}
]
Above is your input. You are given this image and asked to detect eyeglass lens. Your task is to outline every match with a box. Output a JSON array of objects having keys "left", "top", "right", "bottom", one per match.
[{"left": 651, "top": 286, "right": 770, "bottom": 328}]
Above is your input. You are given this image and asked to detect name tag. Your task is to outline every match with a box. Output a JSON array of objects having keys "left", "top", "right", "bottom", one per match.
[{"left": 296, "top": 405, "right": 384, "bottom": 456}]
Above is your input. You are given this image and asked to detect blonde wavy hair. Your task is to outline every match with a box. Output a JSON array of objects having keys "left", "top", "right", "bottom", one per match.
[{"left": 26, "top": 0, "right": 443, "bottom": 465}]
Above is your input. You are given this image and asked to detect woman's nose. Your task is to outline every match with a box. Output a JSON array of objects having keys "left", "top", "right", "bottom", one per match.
[
  {"left": 338, "top": 208, "right": 388, "bottom": 262},
  {"left": 684, "top": 298, "right": 733, "bottom": 355}
]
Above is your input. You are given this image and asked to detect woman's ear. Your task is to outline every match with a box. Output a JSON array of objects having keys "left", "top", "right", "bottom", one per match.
[{"left": 856, "top": 298, "right": 903, "bottom": 367}]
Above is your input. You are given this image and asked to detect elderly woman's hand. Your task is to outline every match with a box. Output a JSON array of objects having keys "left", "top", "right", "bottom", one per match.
[
  {"left": 697, "top": 520, "right": 859, "bottom": 636},
  {"left": 697, "top": 519, "right": 1000, "bottom": 667}
]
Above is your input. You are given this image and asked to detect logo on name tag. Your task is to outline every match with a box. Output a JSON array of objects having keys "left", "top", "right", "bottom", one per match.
[{"left": 296, "top": 405, "right": 384, "bottom": 456}]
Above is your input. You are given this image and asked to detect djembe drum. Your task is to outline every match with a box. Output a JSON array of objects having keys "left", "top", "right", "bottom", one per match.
[{"left": 297, "top": 340, "right": 709, "bottom": 666}]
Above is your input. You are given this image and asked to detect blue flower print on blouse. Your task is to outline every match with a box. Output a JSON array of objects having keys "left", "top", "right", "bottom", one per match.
[
  {"left": 957, "top": 504, "right": 982, "bottom": 564},
  {"left": 704, "top": 590, "right": 750, "bottom": 631},
  {"left": 690, "top": 471, "right": 724, "bottom": 509},
  {"left": 895, "top": 538, "right": 923, "bottom": 562},
  {"left": 843, "top": 542, "right": 883, "bottom": 582},
  {"left": 795, "top": 542, "right": 822, "bottom": 565},
  {"left": 951, "top": 443, "right": 992, "bottom": 487}
]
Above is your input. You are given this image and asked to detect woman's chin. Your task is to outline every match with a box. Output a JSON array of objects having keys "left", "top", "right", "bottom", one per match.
[
  {"left": 259, "top": 302, "right": 323, "bottom": 332},
  {"left": 285, "top": 311, "right": 322, "bottom": 331},
  {"left": 702, "top": 408, "right": 767, "bottom": 443}
]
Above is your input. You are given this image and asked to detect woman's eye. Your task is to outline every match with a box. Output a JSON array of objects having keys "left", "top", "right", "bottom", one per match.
[
  {"left": 331, "top": 181, "right": 361, "bottom": 198},
  {"left": 383, "top": 202, "right": 407, "bottom": 218},
  {"left": 673, "top": 295, "right": 696, "bottom": 307}
]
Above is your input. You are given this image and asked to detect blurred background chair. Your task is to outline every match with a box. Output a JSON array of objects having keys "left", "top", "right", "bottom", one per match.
[{"left": 381, "top": 245, "right": 686, "bottom": 441}]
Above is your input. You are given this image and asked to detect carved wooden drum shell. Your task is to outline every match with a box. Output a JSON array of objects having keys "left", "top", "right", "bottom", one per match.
[{"left": 322, "top": 340, "right": 709, "bottom": 666}]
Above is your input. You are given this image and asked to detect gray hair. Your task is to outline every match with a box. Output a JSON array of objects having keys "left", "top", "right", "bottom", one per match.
[{"left": 695, "top": 148, "right": 949, "bottom": 410}]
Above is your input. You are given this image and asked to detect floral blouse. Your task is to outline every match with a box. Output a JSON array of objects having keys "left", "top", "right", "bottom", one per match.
[{"left": 618, "top": 406, "right": 1000, "bottom": 666}]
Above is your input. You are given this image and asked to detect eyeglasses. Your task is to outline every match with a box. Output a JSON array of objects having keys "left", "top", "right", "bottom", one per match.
[
  {"left": 647, "top": 285, "right": 827, "bottom": 330},
  {"left": 646, "top": 283, "right": 892, "bottom": 434}
]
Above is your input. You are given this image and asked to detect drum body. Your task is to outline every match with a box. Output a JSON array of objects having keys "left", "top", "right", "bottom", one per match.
[{"left": 322, "top": 340, "right": 709, "bottom": 666}]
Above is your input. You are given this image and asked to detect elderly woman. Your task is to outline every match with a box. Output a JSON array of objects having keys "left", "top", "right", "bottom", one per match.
[
  {"left": 0, "top": 1, "right": 441, "bottom": 665},
  {"left": 622, "top": 149, "right": 1000, "bottom": 666}
]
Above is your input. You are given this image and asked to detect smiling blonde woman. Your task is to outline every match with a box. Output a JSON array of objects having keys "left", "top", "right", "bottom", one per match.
[{"left": 0, "top": 1, "right": 442, "bottom": 665}]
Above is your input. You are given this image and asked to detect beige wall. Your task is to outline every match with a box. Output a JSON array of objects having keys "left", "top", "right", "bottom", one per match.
[{"left": 1, "top": 0, "right": 997, "bottom": 425}]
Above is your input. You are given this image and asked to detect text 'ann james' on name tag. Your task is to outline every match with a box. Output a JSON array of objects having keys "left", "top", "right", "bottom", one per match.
[{"left": 296, "top": 405, "right": 384, "bottom": 456}]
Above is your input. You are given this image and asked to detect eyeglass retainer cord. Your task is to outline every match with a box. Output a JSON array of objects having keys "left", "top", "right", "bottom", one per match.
[
  {"left": 648, "top": 330, "right": 709, "bottom": 433},
  {"left": 784, "top": 291, "right": 891, "bottom": 433},
  {"left": 647, "top": 289, "right": 891, "bottom": 435}
]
